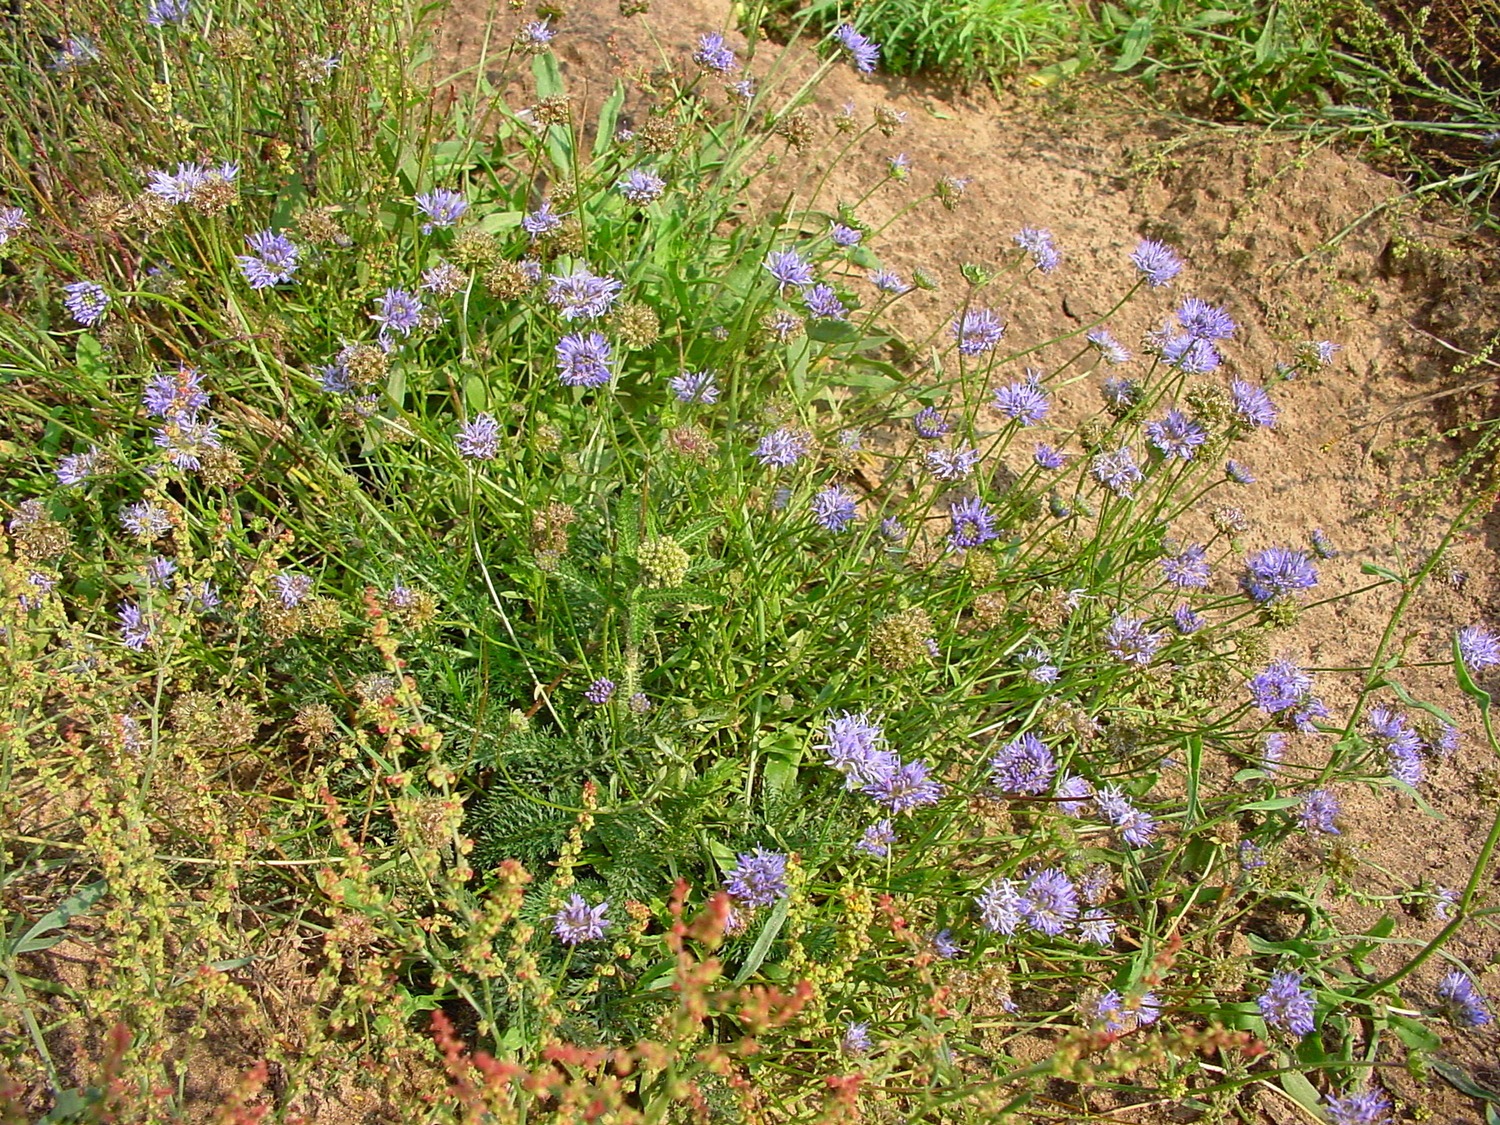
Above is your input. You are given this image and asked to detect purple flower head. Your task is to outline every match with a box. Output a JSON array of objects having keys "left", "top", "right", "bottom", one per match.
[
  {"left": 841, "top": 1021, "right": 872, "bottom": 1056},
  {"left": 1132, "top": 239, "right": 1182, "bottom": 287},
  {"left": 855, "top": 819, "right": 897, "bottom": 858},
  {"left": 1031, "top": 443, "right": 1065, "bottom": 470},
  {"left": 143, "top": 362, "right": 210, "bottom": 421},
  {"left": 1094, "top": 784, "right": 1156, "bottom": 846},
  {"left": 810, "top": 484, "right": 858, "bottom": 532},
  {"left": 456, "top": 413, "right": 501, "bottom": 460},
  {"left": 833, "top": 23, "right": 880, "bottom": 72},
  {"left": 1230, "top": 379, "right": 1277, "bottom": 428},
  {"left": 1087, "top": 328, "right": 1131, "bottom": 365},
  {"left": 51, "top": 35, "right": 100, "bottom": 71},
  {"left": 56, "top": 445, "right": 102, "bottom": 488},
  {"left": 62, "top": 281, "right": 109, "bottom": 327},
  {"left": 146, "top": 0, "right": 191, "bottom": 27},
  {"left": 1457, "top": 624, "right": 1500, "bottom": 670},
  {"left": 371, "top": 288, "right": 424, "bottom": 342},
  {"left": 949, "top": 496, "right": 999, "bottom": 550},
  {"left": 1435, "top": 971, "right": 1491, "bottom": 1028},
  {"left": 119, "top": 501, "right": 172, "bottom": 540},
  {"left": 1161, "top": 334, "right": 1222, "bottom": 375},
  {"left": 274, "top": 573, "right": 313, "bottom": 608},
  {"left": 118, "top": 602, "right": 155, "bottom": 651},
  {"left": 552, "top": 893, "right": 610, "bottom": 945},
  {"left": 1299, "top": 788, "right": 1340, "bottom": 836},
  {"left": 1091, "top": 447, "right": 1144, "bottom": 499},
  {"left": 932, "top": 929, "right": 963, "bottom": 958},
  {"left": 1323, "top": 1090, "right": 1392, "bottom": 1125},
  {"left": 802, "top": 283, "right": 848, "bottom": 321},
  {"left": 1249, "top": 658, "right": 1313, "bottom": 714},
  {"left": 1057, "top": 772, "right": 1093, "bottom": 815},
  {"left": 869, "top": 269, "right": 909, "bottom": 294},
  {"left": 976, "top": 878, "right": 1024, "bottom": 935},
  {"left": 1258, "top": 970, "right": 1316, "bottom": 1035},
  {"left": 887, "top": 153, "right": 911, "bottom": 178},
  {"left": 520, "top": 19, "right": 554, "bottom": 47},
  {"left": 1078, "top": 908, "right": 1115, "bottom": 946},
  {"left": 992, "top": 379, "right": 1050, "bottom": 426},
  {"left": 1241, "top": 546, "right": 1319, "bottom": 604},
  {"left": 952, "top": 307, "right": 1005, "bottom": 355},
  {"left": 414, "top": 188, "right": 468, "bottom": 234},
  {"left": 693, "top": 31, "right": 738, "bottom": 72},
  {"left": 1173, "top": 604, "right": 1204, "bottom": 634},
  {"left": 1101, "top": 376, "right": 1142, "bottom": 412},
  {"left": 829, "top": 222, "right": 862, "bottom": 247},
  {"left": 820, "top": 711, "right": 896, "bottom": 790},
  {"left": 421, "top": 261, "right": 466, "bottom": 296},
  {"left": 1313, "top": 340, "right": 1341, "bottom": 367},
  {"left": 763, "top": 248, "right": 814, "bottom": 291},
  {"left": 912, "top": 406, "right": 950, "bottom": 439},
  {"left": 1176, "top": 297, "right": 1236, "bottom": 341},
  {"left": 725, "top": 848, "right": 789, "bottom": 907},
  {"left": 0, "top": 207, "right": 28, "bottom": 246},
  {"left": 1145, "top": 409, "right": 1208, "bottom": 461},
  {"left": 863, "top": 758, "right": 943, "bottom": 813},
  {"left": 1225, "top": 460, "right": 1255, "bottom": 485},
  {"left": 522, "top": 201, "right": 565, "bottom": 238},
  {"left": 752, "top": 427, "right": 810, "bottom": 469},
  {"left": 1238, "top": 840, "right": 1267, "bottom": 869},
  {"left": 1309, "top": 528, "right": 1337, "bottom": 559},
  {"left": 1104, "top": 614, "right": 1165, "bottom": 666},
  {"left": 1260, "top": 732, "right": 1287, "bottom": 774},
  {"left": 555, "top": 332, "right": 615, "bottom": 388},
  {"left": 153, "top": 415, "right": 221, "bottom": 471},
  {"left": 617, "top": 168, "right": 667, "bottom": 205},
  {"left": 1014, "top": 226, "right": 1061, "bottom": 272},
  {"left": 145, "top": 161, "right": 224, "bottom": 205},
  {"left": 1387, "top": 742, "right": 1424, "bottom": 787},
  {"left": 879, "top": 517, "right": 906, "bottom": 541},
  {"left": 669, "top": 369, "right": 719, "bottom": 405},
  {"left": 585, "top": 677, "right": 615, "bottom": 705},
  {"left": 546, "top": 266, "right": 623, "bottom": 320},
  {"left": 238, "top": 229, "right": 300, "bottom": 290},
  {"left": 1161, "top": 544, "right": 1210, "bottom": 589},
  {"left": 989, "top": 732, "right": 1056, "bottom": 795},
  {"left": 924, "top": 445, "right": 980, "bottom": 481},
  {"left": 1020, "top": 867, "right": 1079, "bottom": 936}
]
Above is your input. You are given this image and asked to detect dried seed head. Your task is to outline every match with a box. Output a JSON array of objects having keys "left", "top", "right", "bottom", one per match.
[{"left": 869, "top": 606, "right": 934, "bottom": 672}]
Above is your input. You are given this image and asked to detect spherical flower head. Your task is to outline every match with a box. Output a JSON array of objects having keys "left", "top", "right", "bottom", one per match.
[
  {"left": 274, "top": 573, "right": 313, "bottom": 608},
  {"left": 1032, "top": 443, "right": 1066, "bottom": 470},
  {"left": 819, "top": 710, "right": 894, "bottom": 789},
  {"left": 912, "top": 406, "right": 950, "bottom": 439},
  {"left": 1176, "top": 297, "right": 1236, "bottom": 341},
  {"left": 1323, "top": 1090, "right": 1392, "bottom": 1125},
  {"left": 1162, "top": 544, "right": 1210, "bottom": 589},
  {"left": 1145, "top": 409, "right": 1207, "bottom": 461},
  {"left": 1248, "top": 658, "right": 1313, "bottom": 714},
  {"left": 146, "top": 0, "right": 191, "bottom": 27},
  {"left": 63, "top": 281, "right": 109, "bottom": 327},
  {"left": 546, "top": 266, "right": 624, "bottom": 321},
  {"left": 1258, "top": 970, "right": 1316, "bottom": 1036},
  {"left": 810, "top": 484, "right": 858, "bottom": 532},
  {"left": 421, "top": 261, "right": 466, "bottom": 296},
  {"left": 952, "top": 307, "right": 1005, "bottom": 355},
  {"left": 1299, "top": 788, "right": 1340, "bottom": 836},
  {"left": 868, "top": 269, "right": 909, "bottom": 294},
  {"left": 924, "top": 445, "right": 980, "bottom": 481},
  {"left": 143, "top": 362, "right": 210, "bottom": 421},
  {"left": 1387, "top": 742, "right": 1424, "bottom": 787},
  {"left": 1087, "top": 328, "right": 1131, "bottom": 364},
  {"left": 1230, "top": 379, "right": 1277, "bottom": 428},
  {"left": 1225, "top": 460, "right": 1255, "bottom": 485},
  {"left": 1104, "top": 614, "right": 1165, "bottom": 666},
  {"left": 1013, "top": 226, "right": 1061, "bottom": 273},
  {"left": 1131, "top": 239, "right": 1182, "bottom": 287},
  {"left": 1260, "top": 732, "right": 1287, "bottom": 774},
  {"left": 520, "top": 18, "right": 555, "bottom": 48},
  {"left": 555, "top": 332, "right": 615, "bottom": 388},
  {"left": 585, "top": 678, "right": 616, "bottom": 705},
  {"left": 1313, "top": 340, "right": 1341, "bottom": 366},
  {"left": 1161, "top": 334, "right": 1222, "bottom": 375},
  {"left": 552, "top": 893, "right": 610, "bottom": 945},
  {"left": 725, "top": 848, "right": 789, "bottom": 908},
  {"left": 949, "top": 496, "right": 999, "bottom": 550},
  {"left": 120, "top": 501, "right": 172, "bottom": 540},
  {"left": 1241, "top": 546, "right": 1319, "bottom": 604},
  {"left": 802, "top": 283, "right": 848, "bottom": 321},
  {"left": 0, "top": 206, "right": 28, "bottom": 246},
  {"left": 56, "top": 445, "right": 102, "bottom": 487},
  {"left": 1172, "top": 603, "right": 1203, "bottom": 634},
  {"left": 879, "top": 517, "right": 905, "bottom": 542},
  {"left": 990, "top": 732, "right": 1056, "bottom": 795},
  {"left": 693, "top": 31, "right": 737, "bottom": 72},
  {"left": 992, "top": 380, "right": 1050, "bottom": 426},
  {"left": 1094, "top": 784, "right": 1156, "bottom": 846},
  {"left": 752, "top": 427, "right": 810, "bottom": 469},
  {"left": 841, "top": 1021, "right": 872, "bottom": 1055},
  {"left": 763, "top": 248, "right": 814, "bottom": 291},
  {"left": 617, "top": 168, "right": 667, "bottom": 205},
  {"left": 153, "top": 415, "right": 221, "bottom": 470},
  {"left": 932, "top": 929, "right": 963, "bottom": 958},
  {"left": 833, "top": 23, "right": 880, "bottom": 72},
  {"left": 456, "top": 413, "right": 501, "bottom": 460},
  {"left": 522, "top": 201, "right": 565, "bottom": 238},
  {"left": 1238, "top": 839, "right": 1267, "bottom": 869},
  {"left": 1101, "top": 376, "right": 1142, "bottom": 413},
  {"left": 854, "top": 819, "right": 897, "bottom": 858},
  {"left": 976, "top": 878, "right": 1024, "bottom": 935},
  {"left": 371, "top": 288, "right": 424, "bottom": 340},
  {"left": 1078, "top": 908, "right": 1115, "bottom": 946},
  {"left": 1435, "top": 971, "right": 1491, "bottom": 1028},
  {"left": 1020, "top": 867, "right": 1079, "bottom": 937},
  {"left": 669, "top": 369, "right": 719, "bottom": 405},
  {"left": 415, "top": 188, "right": 468, "bottom": 234},
  {"left": 1087, "top": 989, "right": 1130, "bottom": 1032},
  {"left": 863, "top": 758, "right": 943, "bottom": 813},
  {"left": 1457, "top": 624, "right": 1500, "bottom": 671},
  {"left": 829, "top": 222, "right": 862, "bottom": 248},
  {"left": 1091, "top": 447, "right": 1143, "bottom": 499},
  {"left": 118, "top": 602, "right": 155, "bottom": 651},
  {"left": 887, "top": 152, "right": 911, "bottom": 178},
  {"left": 238, "top": 229, "right": 300, "bottom": 289}
]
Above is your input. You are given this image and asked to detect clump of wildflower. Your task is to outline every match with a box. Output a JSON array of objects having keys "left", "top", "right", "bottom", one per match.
[
  {"left": 414, "top": 188, "right": 468, "bottom": 234},
  {"left": 1145, "top": 409, "right": 1207, "bottom": 461},
  {"left": 1094, "top": 785, "right": 1156, "bottom": 846},
  {"left": 1132, "top": 239, "right": 1182, "bottom": 287},
  {"left": 1020, "top": 867, "right": 1078, "bottom": 936},
  {"left": 62, "top": 281, "right": 109, "bottom": 327},
  {"left": 555, "top": 332, "right": 615, "bottom": 388},
  {"left": 855, "top": 820, "right": 896, "bottom": 858},
  {"left": 1241, "top": 546, "right": 1318, "bottom": 603},
  {"left": 553, "top": 894, "right": 610, "bottom": 945},
  {"left": 1323, "top": 1090, "right": 1392, "bottom": 1125},
  {"left": 1230, "top": 379, "right": 1277, "bottom": 428},
  {"left": 833, "top": 23, "right": 879, "bottom": 71},
  {"left": 585, "top": 678, "right": 615, "bottom": 705},
  {"left": 952, "top": 307, "right": 1004, "bottom": 355},
  {"left": 1435, "top": 971, "right": 1491, "bottom": 1028},
  {"left": 1104, "top": 614, "right": 1164, "bottom": 666},
  {"left": 864, "top": 759, "right": 943, "bottom": 813},
  {"left": 1091, "top": 447, "right": 1143, "bottom": 499},
  {"left": 1013, "top": 227, "right": 1060, "bottom": 272},
  {"left": 617, "top": 168, "right": 666, "bottom": 205},
  {"left": 455, "top": 414, "right": 501, "bottom": 460},
  {"left": 1457, "top": 624, "right": 1500, "bottom": 670},
  {"left": 924, "top": 445, "right": 980, "bottom": 481},
  {"left": 752, "top": 427, "right": 810, "bottom": 469},
  {"left": 725, "top": 848, "right": 789, "bottom": 908},
  {"left": 1257, "top": 970, "right": 1316, "bottom": 1035},
  {"left": 810, "top": 485, "right": 858, "bottom": 532},
  {"left": 949, "top": 497, "right": 999, "bottom": 549},
  {"left": 989, "top": 733, "right": 1055, "bottom": 795}
]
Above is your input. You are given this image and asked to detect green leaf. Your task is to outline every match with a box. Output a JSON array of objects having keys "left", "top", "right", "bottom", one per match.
[
  {"left": 11, "top": 880, "right": 107, "bottom": 957},
  {"left": 593, "top": 83, "right": 626, "bottom": 159},
  {"left": 1359, "top": 560, "right": 1405, "bottom": 583},
  {"left": 1112, "top": 17, "right": 1154, "bottom": 72},
  {"left": 476, "top": 209, "right": 523, "bottom": 235},
  {"left": 1390, "top": 1013, "right": 1443, "bottom": 1055},
  {"left": 1432, "top": 1058, "right": 1500, "bottom": 1103},
  {"left": 734, "top": 895, "right": 790, "bottom": 984},
  {"left": 1279, "top": 1069, "right": 1325, "bottom": 1118},
  {"left": 1238, "top": 795, "right": 1304, "bottom": 812},
  {"left": 75, "top": 334, "right": 105, "bottom": 380}
]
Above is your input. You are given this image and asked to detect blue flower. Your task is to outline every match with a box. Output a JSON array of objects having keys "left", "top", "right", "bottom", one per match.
[
  {"left": 1230, "top": 379, "right": 1277, "bottom": 428},
  {"left": 1020, "top": 867, "right": 1078, "bottom": 936},
  {"left": 819, "top": 711, "right": 896, "bottom": 790},
  {"left": 693, "top": 31, "right": 737, "bottom": 71},
  {"left": 752, "top": 427, "right": 810, "bottom": 468},
  {"left": 1104, "top": 614, "right": 1164, "bottom": 666},
  {"left": 1090, "top": 447, "right": 1143, "bottom": 498},
  {"left": 1248, "top": 658, "right": 1314, "bottom": 715},
  {"left": 1172, "top": 603, "right": 1203, "bottom": 634},
  {"left": 118, "top": 602, "right": 155, "bottom": 651},
  {"left": 1257, "top": 970, "right": 1316, "bottom": 1035},
  {"left": 854, "top": 819, "right": 896, "bottom": 858},
  {"left": 869, "top": 269, "right": 909, "bottom": 294},
  {"left": 616, "top": 168, "right": 667, "bottom": 205},
  {"left": 56, "top": 445, "right": 102, "bottom": 487},
  {"left": 1087, "top": 328, "right": 1130, "bottom": 364},
  {"left": 669, "top": 370, "right": 719, "bottom": 404},
  {"left": 414, "top": 188, "right": 468, "bottom": 234},
  {"left": 1323, "top": 1090, "right": 1392, "bottom": 1125},
  {"left": 810, "top": 484, "right": 858, "bottom": 531},
  {"left": 992, "top": 378, "right": 1050, "bottom": 426},
  {"left": 62, "top": 281, "right": 109, "bottom": 327},
  {"left": 546, "top": 266, "right": 623, "bottom": 320},
  {"left": 1033, "top": 444, "right": 1066, "bottom": 470},
  {"left": 1176, "top": 296, "right": 1236, "bottom": 341},
  {"left": 371, "top": 288, "right": 424, "bottom": 343},
  {"left": 1013, "top": 226, "right": 1060, "bottom": 272},
  {"left": 146, "top": 0, "right": 191, "bottom": 26},
  {"left": 522, "top": 201, "right": 565, "bottom": 238},
  {"left": 1131, "top": 239, "right": 1182, "bottom": 287},
  {"left": 912, "top": 406, "right": 950, "bottom": 439},
  {"left": 948, "top": 497, "right": 999, "bottom": 549},
  {"left": 1145, "top": 409, "right": 1207, "bottom": 461},
  {"left": 833, "top": 23, "right": 880, "bottom": 72},
  {"left": 829, "top": 222, "right": 862, "bottom": 247},
  {"left": 952, "top": 307, "right": 1004, "bottom": 355},
  {"left": 841, "top": 1021, "right": 872, "bottom": 1055},
  {"left": 976, "top": 878, "right": 1024, "bottom": 935},
  {"left": 1093, "top": 785, "right": 1155, "bottom": 846},
  {"left": 1435, "top": 971, "right": 1491, "bottom": 1028},
  {"left": 552, "top": 894, "right": 610, "bottom": 945},
  {"left": 725, "top": 848, "right": 789, "bottom": 907},
  {"left": 989, "top": 733, "right": 1055, "bottom": 795},
  {"left": 1299, "top": 789, "right": 1340, "bottom": 836},
  {"left": 924, "top": 445, "right": 980, "bottom": 481},
  {"left": 555, "top": 332, "right": 615, "bottom": 388},
  {"left": 1161, "top": 544, "right": 1210, "bottom": 589},
  {"left": 802, "top": 283, "right": 848, "bottom": 321},
  {"left": 585, "top": 678, "right": 615, "bottom": 704},
  {"left": 763, "top": 248, "right": 814, "bottom": 291},
  {"left": 1241, "top": 546, "right": 1318, "bottom": 603},
  {"left": 863, "top": 758, "right": 942, "bottom": 813},
  {"left": 455, "top": 413, "right": 501, "bottom": 460},
  {"left": 237, "top": 230, "right": 300, "bottom": 289},
  {"left": 1457, "top": 624, "right": 1500, "bottom": 670}
]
